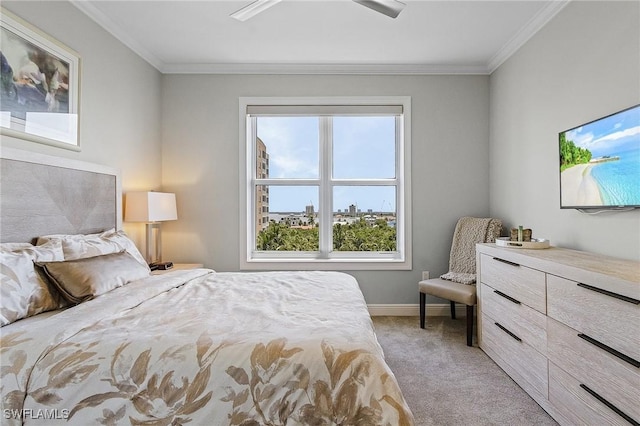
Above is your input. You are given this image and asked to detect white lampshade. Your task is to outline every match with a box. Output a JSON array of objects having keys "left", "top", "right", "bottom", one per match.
[{"left": 125, "top": 192, "right": 177, "bottom": 223}]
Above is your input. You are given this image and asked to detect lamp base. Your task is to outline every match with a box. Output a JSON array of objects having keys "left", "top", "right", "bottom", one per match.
[{"left": 145, "top": 222, "right": 163, "bottom": 264}]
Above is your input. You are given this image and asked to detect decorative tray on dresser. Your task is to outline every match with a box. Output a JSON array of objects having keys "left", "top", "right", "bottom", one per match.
[{"left": 476, "top": 243, "right": 639, "bottom": 426}]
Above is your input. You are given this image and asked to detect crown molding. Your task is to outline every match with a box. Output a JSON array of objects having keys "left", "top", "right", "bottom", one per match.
[
  {"left": 487, "top": 0, "right": 571, "bottom": 73},
  {"left": 73, "top": 0, "right": 569, "bottom": 76},
  {"left": 70, "top": 0, "right": 164, "bottom": 71},
  {"left": 159, "top": 62, "right": 490, "bottom": 75}
]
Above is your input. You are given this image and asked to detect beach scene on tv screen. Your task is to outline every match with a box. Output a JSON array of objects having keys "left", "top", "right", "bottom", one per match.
[{"left": 560, "top": 106, "right": 640, "bottom": 207}]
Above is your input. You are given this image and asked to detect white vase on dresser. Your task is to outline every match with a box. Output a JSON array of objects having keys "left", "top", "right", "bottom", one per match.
[{"left": 476, "top": 243, "right": 639, "bottom": 426}]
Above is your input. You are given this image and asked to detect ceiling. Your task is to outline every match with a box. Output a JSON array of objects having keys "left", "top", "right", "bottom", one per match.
[{"left": 71, "top": 0, "right": 569, "bottom": 75}]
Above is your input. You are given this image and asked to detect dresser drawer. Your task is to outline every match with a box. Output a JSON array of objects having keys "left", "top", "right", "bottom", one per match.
[
  {"left": 481, "top": 282, "right": 547, "bottom": 355},
  {"left": 549, "top": 362, "right": 639, "bottom": 426},
  {"left": 547, "top": 317, "right": 640, "bottom": 421},
  {"left": 480, "top": 254, "right": 546, "bottom": 313},
  {"left": 547, "top": 274, "right": 640, "bottom": 362},
  {"left": 481, "top": 314, "right": 548, "bottom": 398}
]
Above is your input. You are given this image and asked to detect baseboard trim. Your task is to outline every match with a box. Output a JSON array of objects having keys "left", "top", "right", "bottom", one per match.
[{"left": 367, "top": 303, "right": 470, "bottom": 317}]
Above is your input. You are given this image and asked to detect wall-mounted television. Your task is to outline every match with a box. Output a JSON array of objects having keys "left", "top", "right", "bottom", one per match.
[{"left": 559, "top": 104, "right": 640, "bottom": 209}]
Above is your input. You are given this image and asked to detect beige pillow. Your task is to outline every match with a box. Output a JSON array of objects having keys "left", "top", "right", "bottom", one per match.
[
  {"left": 0, "top": 240, "right": 65, "bottom": 326},
  {"left": 36, "top": 251, "right": 150, "bottom": 304},
  {"left": 38, "top": 229, "right": 150, "bottom": 272}
]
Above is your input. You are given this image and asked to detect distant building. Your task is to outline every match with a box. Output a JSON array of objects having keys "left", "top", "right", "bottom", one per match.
[
  {"left": 305, "top": 204, "right": 315, "bottom": 216},
  {"left": 348, "top": 204, "right": 356, "bottom": 217},
  {"left": 269, "top": 212, "right": 314, "bottom": 228},
  {"left": 256, "top": 137, "right": 269, "bottom": 232}
]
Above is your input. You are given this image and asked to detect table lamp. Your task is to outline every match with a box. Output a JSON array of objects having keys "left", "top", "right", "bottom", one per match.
[{"left": 124, "top": 191, "right": 177, "bottom": 269}]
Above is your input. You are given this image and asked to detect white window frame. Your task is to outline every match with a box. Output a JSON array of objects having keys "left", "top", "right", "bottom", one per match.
[{"left": 239, "top": 96, "right": 411, "bottom": 270}]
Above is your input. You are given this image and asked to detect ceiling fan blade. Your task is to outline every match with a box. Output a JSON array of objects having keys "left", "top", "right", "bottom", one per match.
[
  {"left": 353, "top": 0, "right": 406, "bottom": 18},
  {"left": 230, "top": 0, "right": 282, "bottom": 22}
]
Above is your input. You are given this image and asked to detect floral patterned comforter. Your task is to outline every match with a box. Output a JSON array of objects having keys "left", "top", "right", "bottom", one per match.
[{"left": 1, "top": 270, "right": 414, "bottom": 425}]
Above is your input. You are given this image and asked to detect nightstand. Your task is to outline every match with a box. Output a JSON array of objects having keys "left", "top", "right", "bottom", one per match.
[{"left": 151, "top": 263, "right": 204, "bottom": 275}]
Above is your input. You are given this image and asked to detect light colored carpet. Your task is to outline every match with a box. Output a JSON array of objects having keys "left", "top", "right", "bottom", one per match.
[{"left": 372, "top": 316, "right": 558, "bottom": 426}]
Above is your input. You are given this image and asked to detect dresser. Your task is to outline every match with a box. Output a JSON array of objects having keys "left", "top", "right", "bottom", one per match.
[{"left": 476, "top": 243, "right": 639, "bottom": 426}]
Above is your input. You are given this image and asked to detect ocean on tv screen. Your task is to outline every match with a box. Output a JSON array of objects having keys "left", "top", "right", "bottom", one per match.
[
  {"left": 561, "top": 145, "right": 640, "bottom": 208},
  {"left": 560, "top": 104, "right": 640, "bottom": 208},
  {"left": 590, "top": 145, "right": 640, "bottom": 206}
]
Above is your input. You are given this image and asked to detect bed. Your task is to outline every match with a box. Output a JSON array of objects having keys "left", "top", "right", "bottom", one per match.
[{"left": 0, "top": 148, "right": 414, "bottom": 425}]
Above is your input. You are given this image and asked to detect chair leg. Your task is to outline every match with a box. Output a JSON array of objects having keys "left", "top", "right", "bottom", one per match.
[
  {"left": 466, "top": 305, "right": 474, "bottom": 346},
  {"left": 419, "top": 292, "right": 426, "bottom": 329},
  {"left": 450, "top": 301, "right": 456, "bottom": 319}
]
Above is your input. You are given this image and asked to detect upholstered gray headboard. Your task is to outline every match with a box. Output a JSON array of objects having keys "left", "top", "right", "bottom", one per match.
[{"left": 0, "top": 147, "right": 121, "bottom": 243}]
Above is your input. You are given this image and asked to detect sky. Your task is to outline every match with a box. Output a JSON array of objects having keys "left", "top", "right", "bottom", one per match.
[
  {"left": 565, "top": 105, "right": 640, "bottom": 158},
  {"left": 257, "top": 115, "right": 397, "bottom": 213}
]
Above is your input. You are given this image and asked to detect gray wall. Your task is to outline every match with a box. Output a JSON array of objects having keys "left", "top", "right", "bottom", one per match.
[
  {"left": 9, "top": 1, "right": 633, "bottom": 306},
  {"left": 161, "top": 74, "right": 490, "bottom": 304},
  {"left": 489, "top": 1, "right": 640, "bottom": 261},
  {"left": 1, "top": 1, "right": 163, "bottom": 246}
]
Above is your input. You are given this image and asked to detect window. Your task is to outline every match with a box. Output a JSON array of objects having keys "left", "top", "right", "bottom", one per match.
[{"left": 239, "top": 97, "right": 411, "bottom": 270}]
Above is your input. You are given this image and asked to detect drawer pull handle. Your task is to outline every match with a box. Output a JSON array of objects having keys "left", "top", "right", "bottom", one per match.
[
  {"left": 492, "top": 257, "right": 520, "bottom": 267},
  {"left": 578, "top": 333, "right": 640, "bottom": 368},
  {"left": 494, "top": 290, "right": 521, "bottom": 305},
  {"left": 579, "top": 384, "right": 639, "bottom": 426},
  {"left": 577, "top": 283, "right": 640, "bottom": 305},
  {"left": 494, "top": 322, "right": 521, "bottom": 342}
]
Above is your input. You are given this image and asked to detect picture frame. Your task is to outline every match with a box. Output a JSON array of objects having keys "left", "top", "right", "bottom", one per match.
[{"left": 0, "top": 8, "right": 81, "bottom": 151}]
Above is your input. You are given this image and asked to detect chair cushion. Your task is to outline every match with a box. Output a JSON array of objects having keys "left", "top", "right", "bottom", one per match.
[{"left": 419, "top": 278, "right": 476, "bottom": 305}]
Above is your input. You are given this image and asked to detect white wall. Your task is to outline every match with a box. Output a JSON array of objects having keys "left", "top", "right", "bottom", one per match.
[
  {"left": 1, "top": 1, "right": 163, "bottom": 246},
  {"left": 161, "top": 74, "right": 490, "bottom": 304},
  {"left": 490, "top": 1, "right": 640, "bottom": 261}
]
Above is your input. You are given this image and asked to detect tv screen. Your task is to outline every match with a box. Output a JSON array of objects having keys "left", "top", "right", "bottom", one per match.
[{"left": 559, "top": 104, "right": 640, "bottom": 209}]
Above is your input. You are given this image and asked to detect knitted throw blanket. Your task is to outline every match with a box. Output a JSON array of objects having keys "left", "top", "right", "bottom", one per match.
[{"left": 440, "top": 217, "right": 502, "bottom": 285}]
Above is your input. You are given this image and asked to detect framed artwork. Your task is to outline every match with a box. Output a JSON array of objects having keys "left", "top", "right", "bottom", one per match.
[{"left": 0, "top": 8, "right": 81, "bottom": 150}]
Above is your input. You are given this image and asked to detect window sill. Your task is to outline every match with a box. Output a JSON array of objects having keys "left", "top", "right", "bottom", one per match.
[{"left": 240, "top": 258, "right": 412, "bottom": 271}]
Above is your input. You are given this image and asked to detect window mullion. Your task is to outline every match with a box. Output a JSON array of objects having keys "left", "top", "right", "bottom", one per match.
[
  {"left": 248, "top": 116, "right": 258, "bottom": 259},
  {"left": 331, "top": 179, "right": 398, "bottom": 185},
  {"left": 319, "top": 116, "right": 333, "bottom": 257},
  {"left": 255, "top": 178, "right": 319, "bottom": 186}
]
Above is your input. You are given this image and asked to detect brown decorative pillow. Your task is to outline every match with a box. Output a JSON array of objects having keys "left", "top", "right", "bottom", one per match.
[{"left": 35, "top": 251, "right": 150, "bottom": 304}]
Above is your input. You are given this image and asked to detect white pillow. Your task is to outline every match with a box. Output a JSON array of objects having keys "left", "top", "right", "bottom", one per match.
[
  {"left": 102, "top": 230, "right": 150, "bottom": 270},
  {"left": 37, "top": 229, "right": 150, "bottom": 272},
  {"left": 0, "top": 240, "right": 65, "bottom": 326},
  {"left": 36, "top": 230, "right": 104, "bottom": 244},
  {"left": 0, "top": 242, "right": 35, "bottom": 251}
]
